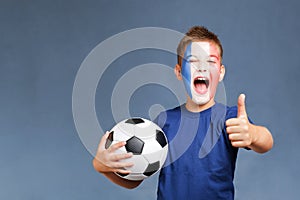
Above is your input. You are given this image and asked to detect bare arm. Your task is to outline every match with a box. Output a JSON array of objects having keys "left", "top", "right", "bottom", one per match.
[
  {"left": 93, "top": 158, "right": 142, "bottom": 189},
  {"left": 247, "top": 124, "right": 273, "bottom": 153},
  {"left": 92, "top": 132, "right": 143, "bottom": 189}
]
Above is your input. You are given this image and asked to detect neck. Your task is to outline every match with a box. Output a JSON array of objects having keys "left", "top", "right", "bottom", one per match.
[{"left": 185, "top": 97, "right": 216, "bottom": 113}]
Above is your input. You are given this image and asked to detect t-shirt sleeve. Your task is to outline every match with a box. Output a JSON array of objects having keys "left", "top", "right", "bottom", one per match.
[
  {"left": 226, "top": 105, "right": 255, "bottom": 124},
  {"left": 153, "top": 111, "right": 167, "bottom": 129}
]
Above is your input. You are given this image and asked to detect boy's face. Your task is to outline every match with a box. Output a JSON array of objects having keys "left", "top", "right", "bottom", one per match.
[{"left": 178, "top": 41, "right": 225, "bottom": 105}]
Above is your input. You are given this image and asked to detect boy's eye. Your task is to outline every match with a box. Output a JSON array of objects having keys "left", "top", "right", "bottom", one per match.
[
  {"left": 188, "top": 58, "right": 199, "bottom": 63},
  {"left": 207, "top": 60, "right": 216, "bottom": 64}
]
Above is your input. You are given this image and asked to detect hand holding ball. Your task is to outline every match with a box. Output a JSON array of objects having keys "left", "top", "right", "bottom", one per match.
[{"left": 105, "top": 118, "right": 168, "bottom": 181}]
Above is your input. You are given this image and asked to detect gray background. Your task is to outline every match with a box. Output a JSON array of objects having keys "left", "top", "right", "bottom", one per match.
[{"left": 1, "top": 0, "right": 299, "bottom": 199}]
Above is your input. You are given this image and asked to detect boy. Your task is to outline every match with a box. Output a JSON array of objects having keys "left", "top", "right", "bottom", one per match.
[{"left": 93, "top": 26, "right": 273, "bottom": 199}]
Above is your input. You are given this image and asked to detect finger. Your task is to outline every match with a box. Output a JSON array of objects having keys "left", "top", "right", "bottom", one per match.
[
  {"left": 237, "top": 94, "right": 247, "bottom": 118},
  {"left": 111, "top": 152, "right": 133, "bottom": 161},
  {"left": 98, "top": 131, "right": 111, "bottom": 151},
  {"left": 229, "top": 133, "right": 251, "bottom": 146},
  {"left": 226, "top": 126, "right": 244, "bottom": 134},
  {"left": 231, "top": 140, "right": 248, "bottom": 148},
  {"left": 116, "top": 168, "right": 132, "bottom": 174},
  {"left": 110, "top": 160, "right": 134, "bottom": 169},
  {"left": 228, "top": 133, "right": 245, "bottom": 141},
  {"left": 108, "top": 141, "right": 126, "bottom": 153},
  {"left": 226, "top": 118, "right": 242, "bottom": 126}
]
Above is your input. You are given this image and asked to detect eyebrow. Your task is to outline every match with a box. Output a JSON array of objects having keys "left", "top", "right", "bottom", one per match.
[
  {"left": 209, "top": 55, "right": 220, "bottom": 60},
  {"left": 184, "top": 54, "right": 220, "bottom": 60},
  {"left": 183, "top": 55, "right": 197, "bottom": 60}
]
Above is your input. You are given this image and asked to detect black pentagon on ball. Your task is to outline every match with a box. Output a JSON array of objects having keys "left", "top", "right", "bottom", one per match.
[
  {"left": 125, "top": 118, "right": 145, "bottom": 125},
  {"left": 143, "top": 161, "right": 160, "bottom": 177},
  {"left": 125, "top": 136, "right": 144, "bottom": 154},
  {"left": 156, "top": 130, "right": 167, "bottom": 148},
  {"left": 105, "top": 131, "right": 114, "bottom": 149}
]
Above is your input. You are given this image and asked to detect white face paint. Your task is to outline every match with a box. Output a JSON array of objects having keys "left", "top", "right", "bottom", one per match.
[{"left": 181, "top": 41, "right": 222, "bottom": 105}]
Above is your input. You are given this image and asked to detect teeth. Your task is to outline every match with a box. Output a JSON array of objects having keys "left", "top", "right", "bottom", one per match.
[{"left": 194, "top": 77, "right": 209, "bottom": 87}]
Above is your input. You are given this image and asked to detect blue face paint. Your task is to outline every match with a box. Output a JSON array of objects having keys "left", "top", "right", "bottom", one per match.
[{"left": 181, "top": 43, "right": 192, "bottom": 99}]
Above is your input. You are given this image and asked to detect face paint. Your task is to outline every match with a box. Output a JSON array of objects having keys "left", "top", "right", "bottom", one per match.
[{"left": 181, "top": 41, "right": 222, "bottom": 105}]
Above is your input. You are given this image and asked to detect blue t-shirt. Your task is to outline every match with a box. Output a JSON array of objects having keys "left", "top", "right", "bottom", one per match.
[{"left": 154, "top": 103, "right": 240, "bottom": 200}]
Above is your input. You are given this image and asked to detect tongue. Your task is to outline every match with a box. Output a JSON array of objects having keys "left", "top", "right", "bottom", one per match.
[{"left": 195, "top": 83, "right": 208, "bottom": 95}]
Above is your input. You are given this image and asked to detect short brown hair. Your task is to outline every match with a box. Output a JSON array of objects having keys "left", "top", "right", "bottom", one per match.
[{"left": 177, "top": 26, "right": 223, "bottom": 66}]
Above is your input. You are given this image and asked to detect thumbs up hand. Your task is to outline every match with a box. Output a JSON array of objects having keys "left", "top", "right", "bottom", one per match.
[{"left": 226, "top": 94, "right": 254, "bottom": 148}]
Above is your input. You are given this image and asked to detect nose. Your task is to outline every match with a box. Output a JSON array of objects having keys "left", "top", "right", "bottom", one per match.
[
  {"left": 198, "top": 67, "right": 208, "bottom": 72},
  {"left": 193, "top": 62, "right": 208, "bottom": 72}
]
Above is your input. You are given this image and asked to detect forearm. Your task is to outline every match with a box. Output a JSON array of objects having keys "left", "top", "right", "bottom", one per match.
[
  {"left": 248, "top": 124, "right": 273, "bottom": 153},
  {"left": 92, "top": 158, "right": 142, "bottom": 189}
]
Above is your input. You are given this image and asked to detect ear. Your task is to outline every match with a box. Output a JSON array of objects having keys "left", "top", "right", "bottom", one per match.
[
  {"left": 174, "top": 64, "right": 183, "bottom": 80},
  {"left": 219, "top": 64, "right": 225, "bottom": 82}
]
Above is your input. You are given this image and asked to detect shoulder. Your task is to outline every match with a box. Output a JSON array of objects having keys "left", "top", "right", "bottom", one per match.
[
  {"left": 211, "top": 103, "right": 237, "bottom": 120},
  {"left": 153, "top": 106, "right": 181, "bottom": 128},
  {"left": 224, "top": 104, "right": 254, "bottom": 123},
  {"left": 225, "top": 105, "right": 238, "bottom": 120}
]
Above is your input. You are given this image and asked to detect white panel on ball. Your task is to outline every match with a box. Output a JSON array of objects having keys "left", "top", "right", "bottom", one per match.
[{"left": 124, "top": 155, "right": 148, "bottom": 173}]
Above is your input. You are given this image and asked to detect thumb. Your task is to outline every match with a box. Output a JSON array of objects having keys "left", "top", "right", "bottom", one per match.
[{"left": 237, "top": 94, "right": 247, "bottom": 118}]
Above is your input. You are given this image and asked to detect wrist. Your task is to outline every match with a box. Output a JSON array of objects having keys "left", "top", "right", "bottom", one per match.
[
  {"left": 248, "top": 123, "right": 258, "bottom": 148},
  {"left": 93, "top": 157, "right": 108, "bottom": 173}
]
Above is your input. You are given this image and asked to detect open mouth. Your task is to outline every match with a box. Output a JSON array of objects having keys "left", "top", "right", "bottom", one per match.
[{"left": 193, "top": 77, "right": 209, "bottom": 95}]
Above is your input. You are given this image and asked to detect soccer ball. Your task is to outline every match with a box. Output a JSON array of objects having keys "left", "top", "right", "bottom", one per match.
[{"left": 105, "top": 118, "right": 168, "bottom": 181}]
